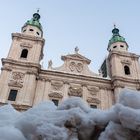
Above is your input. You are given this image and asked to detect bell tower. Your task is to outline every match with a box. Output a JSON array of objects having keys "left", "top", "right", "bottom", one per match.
[
  {"left": 107, "top": 26, "right": 140, "bottom": 101},
  {"left": 0, "top": 11, "right": 45, "bottom": 110},
  {"left": 7, "top": 10, "right": 44, "bottom": 64},
  {"left": 107, "top": 25, "right": 128, "bottom": 52}
]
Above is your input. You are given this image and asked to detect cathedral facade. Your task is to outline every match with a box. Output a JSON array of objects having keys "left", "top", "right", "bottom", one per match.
[{"left": 0, "top": 12, "right": 140, "bottom": 111}]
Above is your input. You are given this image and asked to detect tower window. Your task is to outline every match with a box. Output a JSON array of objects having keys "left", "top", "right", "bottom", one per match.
[
  {"left": 36, "top": 32, "right": 40, "bottom": 35},
  {"left": 124, "top": 65, "right": 130, "bottom": 75},
  {"left": 113, "top": 46, "right": 117, "bottom": 48},
  {"left": 29, "top": 29, "right": 34, "bottom": 31},
  {"left": 8, "top": 90, "right": 18, "bottom": 101},
  {"left": 20, "top": 49, "right": 28, "bottom": 58},
  {"left": 23, "top": 29, "right": 26, "bottom": 32},
  {"left": 90, "top": 104, "right": 97, "bottom": 109},
  {"left": 52, "top": 99, "right": 59, "bottom": 106},
  {"left": 120, "top": 45, "right": 124, "bottom": 48}
]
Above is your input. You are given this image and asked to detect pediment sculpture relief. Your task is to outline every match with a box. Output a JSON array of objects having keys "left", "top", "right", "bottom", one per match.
[
  {"left": 68, "top": 85, "right": 83, "bottom": 97},
  {"left": 69, "top": 61, "right": 83, "bottom": 73},
  {"left": 48, "top": 92, "right": 63, "bottom": 98}
]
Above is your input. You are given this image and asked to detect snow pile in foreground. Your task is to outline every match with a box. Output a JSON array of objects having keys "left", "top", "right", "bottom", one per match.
[{"left": 0, "top": 88, "right": 140, "bottom": 140}]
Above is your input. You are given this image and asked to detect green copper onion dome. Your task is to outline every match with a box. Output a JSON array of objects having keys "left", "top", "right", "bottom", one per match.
[
  {"left": 108, "top": 26, "right": 128, "bottom": 49},
  {"left": 23, "top": 10, "right": 42, "bottom": 31}
]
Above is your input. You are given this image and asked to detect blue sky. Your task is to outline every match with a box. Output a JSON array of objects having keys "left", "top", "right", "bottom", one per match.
[{"left": 0, "top": 0, "right": 140, "bottom": 73}]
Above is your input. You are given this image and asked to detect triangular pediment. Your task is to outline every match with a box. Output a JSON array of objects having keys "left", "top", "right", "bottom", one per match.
[{"left": 61, "top": 53, "right": 91, "bottom": 64}]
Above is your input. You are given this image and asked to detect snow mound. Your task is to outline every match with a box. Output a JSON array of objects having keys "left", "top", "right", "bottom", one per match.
[{"left": 0, "top": 88, "right": 140, "bottom": 140}]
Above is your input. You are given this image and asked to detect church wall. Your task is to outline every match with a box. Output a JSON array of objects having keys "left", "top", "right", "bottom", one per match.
[
  {"left": 0, "top": 69, "right": 11, "bottom": 102},
  {"left": 32, "top": 70, "right": 113, "bottom": 109}
]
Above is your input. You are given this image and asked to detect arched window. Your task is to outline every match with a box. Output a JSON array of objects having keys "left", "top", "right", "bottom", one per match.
[
  {"left": 20, "top": 49, "right": 28, "bottom": 58},
  {"left": 124, "top": 65, "right": 130, "bottom": 75},
  {"left": 120, "top": 45, "right": 124, "bottom": 48},
  {"left": 113, "top": 46, "right": 117, "bottom": 49}
]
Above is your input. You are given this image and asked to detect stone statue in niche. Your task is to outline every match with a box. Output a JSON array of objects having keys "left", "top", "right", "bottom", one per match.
[{"left": 68, "top": 85, "right": 83, "bottom": 97}]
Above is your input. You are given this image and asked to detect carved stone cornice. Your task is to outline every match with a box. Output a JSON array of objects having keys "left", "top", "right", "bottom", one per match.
[
  {"left": 2, "top": 58, "right": 41, "bottom": 70},
  {"left": 46, "top": 79, "right": 51, "bottom": 82},
  {"left": 111, "top": 76, "right": 139, "bottom": 84},
  {"left": 108, "top": 51, "right": 140, "bottom": 61},
  {"left": 48, "top": 92, "right": 63, "bottom": 98},
  {"left": 111, "top": 76, "right": 140, "bottom": 88},
  {"left": 26, "top": 70, "right": 38, "bottom": 75},
  {"left": 1, "top": 66, "right": 12, "bottom": 71},
  {"left": 40, "top": 70, "right": 111, "bottom": 85},
  {"left": 81, "top": 83, "right": 87, "bottom": 87},
  {"left": 0, "top": 102, "right": 31, "bottom": 111},
  {"left": 87, "top": 97, "right": 101, "bottom": 104},
  {"left": 13, "top": 104, "right": 31, "bottom": 111},
  {"left": 36, "top": 76, "right": 47, "bottom": 81},
  {"left": 12, "top": 33, "right": 45, "bottom": 46},
  {"left": 8, "top": 81, "right": 23, "bottom": 88},
  {"left": 112, "top": 83, "right": 124, "bottom": 88}
]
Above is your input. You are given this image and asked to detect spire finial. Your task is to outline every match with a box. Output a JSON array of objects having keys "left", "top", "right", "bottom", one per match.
[
  {"left": 37, "top": 8, "right": 40, "bottom": 13},
  {"left": 112, "top": 23, "right": 119, "bottom": 35},
  {"left": 75, "top": 46, "right": 79, "bottom": 54},
  {"left": 114, "top": 23, "right": 116, "bottom": 29},
  {"left": 33, "top": 9, "right": 41, "bottom": 21}
]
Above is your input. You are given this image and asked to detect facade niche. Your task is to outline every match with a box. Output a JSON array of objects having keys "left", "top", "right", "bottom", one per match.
[
  {"left": 20, "top": 49, "right": 28, "bottom": 58},
  {"left": 124, "top": 65, "right": 130, "bottom": 75}
]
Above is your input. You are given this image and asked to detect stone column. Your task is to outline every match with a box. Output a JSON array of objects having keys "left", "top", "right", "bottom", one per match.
[
  {"left": 21, "top": 72, "right": 37, "bottom": 106},
  {"left": 0, "top": 69, "right": 11, "bottom": 102},
  {"left": 33, "top": 78, "right": 46, "bottom": 105},
  {"left": 62, "top": 81, "right": 69, "bottom": 100},
  {"left": 114, "top": 87, "right": 122, "bottom": 103},
  {"left": 82, "top": 84, "right": 87, "bottom": 101},
  {"left": 42, "top": 79, "right": 51, "bottom": 101}
]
